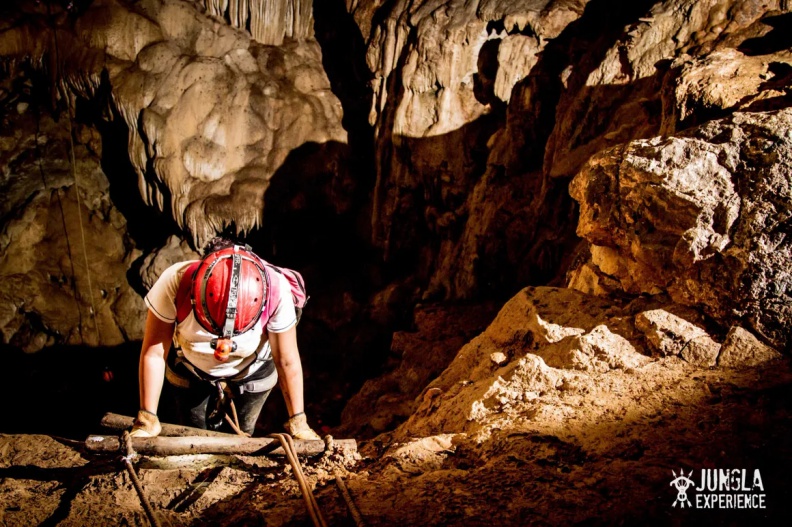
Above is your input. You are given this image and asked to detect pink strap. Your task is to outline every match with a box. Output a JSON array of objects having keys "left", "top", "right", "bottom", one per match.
[
  {"left": 261, "top": 260, "right": 280, "bottom": 327},
  {"left": 175, "top": 262, "right": 200, "bottom": 323}
]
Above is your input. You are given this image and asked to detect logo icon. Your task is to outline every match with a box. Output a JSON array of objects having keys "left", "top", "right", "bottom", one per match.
[{"left": 670, "top": 469, "right": 695, "bottom": 508}]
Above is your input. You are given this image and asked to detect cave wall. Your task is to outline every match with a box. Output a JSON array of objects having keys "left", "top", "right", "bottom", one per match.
[
  {"left": 0, "top": 68, "right": 145, "bottom": 350},
  {"left": 1, "top": 0, "right": 346, "bottom": 249},
  {"left": 336, "top": 0, "right": 792, "bottom": 433},
  {"left": 357, "top": 0, "right": 792, "bottom": 303},
  {"left": 357, "top": 0, "right": 593, "bottom": 299},
  {"left": 1, "top": 0, "right": 792, "bottom": 433}
]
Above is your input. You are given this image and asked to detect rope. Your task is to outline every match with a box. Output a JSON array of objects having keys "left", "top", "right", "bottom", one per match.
[
  {"left": 334, "top": 469, "right": 366, "bottom": 527},
  {"left": 48, "top": 2, "right": 102, "bottom": 346},
  {"left": 33, "top": 89, "right": 84, "bottom": 338},
  {"left": 214, "top": 381, "right": 250, "bottom": 437},
  {"left": 268, "top": 433, "right": 329, "bottom": 527},
  {"left": 120, "top": 431, "right": 162, "bottom": 527},
  {"left": 219, "top": 384, "right": 330, "bottom": 526},
  {"left": 64, "top": 99, "right": 102, "bottom": 345},
  {"left": 323, "top": 435, "right": 366, "bottom": 526},
  {"left": 223, "top": 398, "right": 250, "bottom": 437}
]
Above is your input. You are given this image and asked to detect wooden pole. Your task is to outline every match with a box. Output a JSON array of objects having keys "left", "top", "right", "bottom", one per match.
[
  {"left": 85, "top": 435, "right": 357, "bottom": 457},
  {"left": 100, "top": 413, "right": 235, "bottom": 438}
]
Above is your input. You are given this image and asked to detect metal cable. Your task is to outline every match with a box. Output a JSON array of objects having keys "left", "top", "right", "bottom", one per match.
[
  {"left": 120, "top": 431, "right": 162, "bottom": 527},
  {"left": 48, "top": 2, "right": 102, "bottom": 346}
]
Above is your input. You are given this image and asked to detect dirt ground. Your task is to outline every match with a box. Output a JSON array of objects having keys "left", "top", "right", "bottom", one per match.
[
  {"left": 2, "top": 352, "right": 791, "bottom": 527},
  {"left": 2, "top": 288, "right": 791, "bottom": 527}
]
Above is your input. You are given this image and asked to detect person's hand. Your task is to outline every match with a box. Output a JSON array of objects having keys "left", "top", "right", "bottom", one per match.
[
  {"left": 129, "top": 410, "right": 162, "bottom": 438},
  {"left": 284, "top": 412, "right": 321, "bottom": 440}
]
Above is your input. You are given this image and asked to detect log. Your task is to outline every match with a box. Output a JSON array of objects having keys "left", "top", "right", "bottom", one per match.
[
  {"left": 100, "top": 412, "right": 235, "bottom": 438},
  {"left": 85, "top": 435, "right": 357, "bottom": 457}
]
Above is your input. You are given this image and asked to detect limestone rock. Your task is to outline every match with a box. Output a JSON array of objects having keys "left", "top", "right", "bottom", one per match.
[
  {"left": 547, "top": 0, "right": 787, "bottom": 180},
  {"left": 362, "top": 0, "right": 790, "bottom": 306},
  {"left": 540, "top": 324, "right": 650, "bottom": 373},
  {"left": 635, "top": 309, "right": 712, "bottom": 356},
  {"left": 0, "top": 0, "right": 346, "bottom": 248},
  {"left": 660, "top": 48, "right": 792, "bottom": 135},
  {"left": 139, "top": 235, "right": 201, "bottom": 290},
  {"left": 467, "top": 354, "right": 561, "bottom": 423},
  {"left": 0, "top": 80, "right": 145, "bottom": 349},
  {"left": 571, "top": 108, "right": 792, "bottom": 349},
  {"left": 681, "top": 336, "right": 721, "bottom": 368},
  {"left": 364, "top": 0, "right": 590, "bottom": 298},
  {"left": 393, "top": 285, "right": 748, "bottom": 439},
  {"left": 199, "top": 0, "right": 314, "bottom": 46},
  {"left": 383, "top": 434, "right": 456, "bottom": 474},
  {"left": 397, "top": 287, "right": 651, "bottom": 436},
  {"left": 718, "top": 326, "right": 783, "bottom": 368}
]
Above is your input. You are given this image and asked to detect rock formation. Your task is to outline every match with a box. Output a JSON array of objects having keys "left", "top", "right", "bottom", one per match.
[
  {"left": 0, "top": 69, "right": 145, "bottom": 349},
  {"left": 0, "top": 0, "right": 346, "bottom": 349},
  {"left": 334, "top": 0, "right": 791, "bottom": 434},
  {"left": 570, "top": 109, "right": 792, "bottom": 349},
  {"left": 1, "top": 0, "right": 346, "bottom": 249}
]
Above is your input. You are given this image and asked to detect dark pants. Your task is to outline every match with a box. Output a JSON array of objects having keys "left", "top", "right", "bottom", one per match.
[{"left": 166, "top": 357, "right": 276, "bottom": 435}]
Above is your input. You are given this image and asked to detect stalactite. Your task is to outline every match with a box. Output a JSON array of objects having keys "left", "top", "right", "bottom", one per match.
[
  {"left": 204, "top": 0, "right": 229, "bottom": 18},
  {"left": 230, "top": 0, "right": 248, "bottom": 30},
  {"left": 200, "top": 0, "right": 314, "bottom": 45}
]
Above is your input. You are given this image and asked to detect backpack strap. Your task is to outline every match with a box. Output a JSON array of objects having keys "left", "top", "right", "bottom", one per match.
[
  {"left": 261, "top": 263, "right": 281, "bottom": 325},
  {"left": 175, "top": 261, "right": 200, "bottom": 324},
  {"left": 264, "top": 264, "right": 309, "bottom": 308}
]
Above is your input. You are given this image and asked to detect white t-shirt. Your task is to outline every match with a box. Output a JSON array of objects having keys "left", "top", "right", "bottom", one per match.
[{"left": 145, "top": 260, "right": 297, "bottom": 378}]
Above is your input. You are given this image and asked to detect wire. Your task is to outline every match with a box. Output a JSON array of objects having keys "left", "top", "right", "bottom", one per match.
[{"left": 48, "top": 2, "right": 102, "bottom": 345}]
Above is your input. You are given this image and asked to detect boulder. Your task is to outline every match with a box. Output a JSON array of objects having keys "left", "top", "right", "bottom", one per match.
[
  {"left": 718, "top": 325, "right": 783, "bottom": 368},
  {"left": 635, "top": 308, "right": 720, "bottom": 367},
  {"left": 571, "top": 109, "right": 792, "bottom": 349}
]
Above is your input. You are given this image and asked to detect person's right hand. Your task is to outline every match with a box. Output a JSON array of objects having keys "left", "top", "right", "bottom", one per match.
[
  {"left": 129, "top": 410, "right": 162, "bottom": 438},
  {"left": 284, "top": 412, "right": 321, "bottom": 440}
]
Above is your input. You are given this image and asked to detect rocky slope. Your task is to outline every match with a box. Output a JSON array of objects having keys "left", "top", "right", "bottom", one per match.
[{"left": 0, "top": 286, "right": 789, "bottom": 525}]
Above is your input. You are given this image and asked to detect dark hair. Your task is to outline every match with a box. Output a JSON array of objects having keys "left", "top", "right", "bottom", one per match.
[{"left": 201, "top": 236, "right": 237, "bottom": 257}]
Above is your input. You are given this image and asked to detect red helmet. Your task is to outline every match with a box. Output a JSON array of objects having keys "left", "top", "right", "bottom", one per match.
[{"left": 191, "top": 245, "right": 269, "bottom": 337}]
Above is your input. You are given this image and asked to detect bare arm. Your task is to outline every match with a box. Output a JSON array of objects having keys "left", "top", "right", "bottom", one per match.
[
  {"left": 269, "top": 325, "right": 305, "bottom": 417},
  {"left": 138, "top": 310, "right": 175, "bottom": 414}
]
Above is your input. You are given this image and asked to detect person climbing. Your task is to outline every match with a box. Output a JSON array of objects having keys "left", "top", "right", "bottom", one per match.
[{"left": 129, "top": 237, "right": 321, "bottom": 440}]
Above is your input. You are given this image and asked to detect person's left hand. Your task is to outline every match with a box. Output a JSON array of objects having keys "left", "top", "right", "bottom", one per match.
[{"left": 284, "top": 413, "right": 321, "bottom": 440}]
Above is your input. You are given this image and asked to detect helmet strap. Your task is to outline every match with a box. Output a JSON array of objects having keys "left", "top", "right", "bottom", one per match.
[{"left": 222, "top": 252, "right": 242, "bottom": 338}]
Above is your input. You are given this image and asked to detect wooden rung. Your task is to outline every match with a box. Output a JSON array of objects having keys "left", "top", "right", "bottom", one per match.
[
  {"left": 100, "top": 413, "right": 236, "bottom": 438},
  {"left": 85, "top": 434, "right": 357, "bottom": 457}
]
